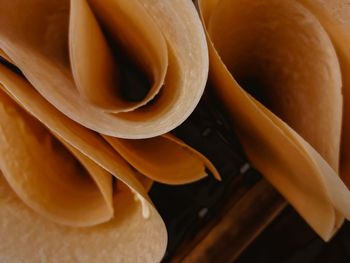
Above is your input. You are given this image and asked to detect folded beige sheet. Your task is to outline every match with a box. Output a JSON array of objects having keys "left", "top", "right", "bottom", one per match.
[
  {"left": 0, "top": 0, "right": 217, "bottom": 262},
  {"left": 198, "top": 0, "right": 350, "bottom": 241},
  {"left": 0, "top": 0, "right": 208, "bottom": 138},
  {"left": 4, "top": 0, "right": 349, "bottom": 260}
]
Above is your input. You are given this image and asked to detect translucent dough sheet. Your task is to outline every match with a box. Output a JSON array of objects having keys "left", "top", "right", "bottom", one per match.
[
  {"left": 197, "top": 0, "right": 350, "bottom": 241},
  {"left": 0, "top": 0, "right": 216, "bottom": 261}
]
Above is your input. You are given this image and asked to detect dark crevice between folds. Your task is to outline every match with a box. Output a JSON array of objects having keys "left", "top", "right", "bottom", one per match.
[
  {"left": 235, "top": 75, "right": 269, "bottom": 107},
  {"left": 0, "top": 56, "right": 24, "bottom": 77},
  {"left": 103, "top": 32, "right": 152, "bottom": 103}
]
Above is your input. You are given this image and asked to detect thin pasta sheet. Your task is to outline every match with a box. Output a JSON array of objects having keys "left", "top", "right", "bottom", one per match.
[
  {"left": 198, "top": 0, "right": 350, "bottom": 240},
  {"left": 0, "top": 0, "right": 216, "bottom": 262}
]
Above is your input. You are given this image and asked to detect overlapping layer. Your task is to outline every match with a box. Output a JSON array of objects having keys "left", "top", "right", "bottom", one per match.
[
  {"left": 0, "top": 0, "right": 208, "bottom": 138},
  {"left": 198, "top": 0, "right": 350, "bottom": 240},
  {"left": 0, "top": 61, "right": 221, "bottom": 262},
  {"left": 0, "top": 0, "right": 217, "bottom": 262}
]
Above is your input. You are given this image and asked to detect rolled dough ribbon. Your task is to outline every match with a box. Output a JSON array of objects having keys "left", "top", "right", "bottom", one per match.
[
  {"left": 198, "top": 0, "right": 350, "bottom": 241},
  {"left": 0, "top": 59, "right": 219, "bottom": 262},
  {"left": 0, "top": 0, "right": 208, "bottom": 138},
  {"left": 104, "top": 133, "right": 221, "bottom": 185},
  {"left": 0, "top": 0, "right": 217, "bottom": 261}
]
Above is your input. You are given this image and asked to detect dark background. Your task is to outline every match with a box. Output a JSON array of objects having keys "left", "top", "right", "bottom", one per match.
[{"left": 237, "top": 206, "right": 350, "bottom": 263}]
